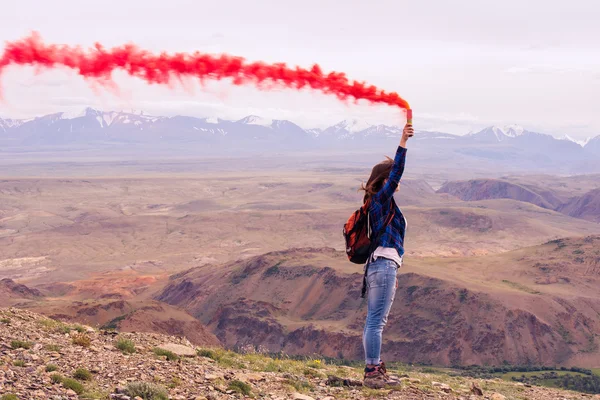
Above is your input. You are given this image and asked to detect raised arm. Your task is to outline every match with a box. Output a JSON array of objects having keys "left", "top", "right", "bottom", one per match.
[{"left": 372, "top": 124, "right": 413, "bottom": 204}]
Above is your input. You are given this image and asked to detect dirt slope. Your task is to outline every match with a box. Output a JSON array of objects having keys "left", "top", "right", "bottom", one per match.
[
  {"left": 560, "top": 188, "right": 600, "bottom": 223},
  {"left": 25, "top": 299, "right": 220, "bottom": 347},
  {"left": 157, "top": 238, "right": 600, "bottom": 367},
  {"left": 438, "top": 178, "right": 600, "bottom": 223},
  {"left": 1, "top": 307, "right": 596, "bottom": 400},
  {"left": 437, "top": 179, "right": 563, "bottom": 209}
]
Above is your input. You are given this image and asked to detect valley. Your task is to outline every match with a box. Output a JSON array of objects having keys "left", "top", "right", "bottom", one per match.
[{"left": 1, "top": 158, "right": 599, "bottom": 369}]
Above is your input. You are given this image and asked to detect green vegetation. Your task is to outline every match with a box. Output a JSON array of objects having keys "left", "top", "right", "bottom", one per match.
[
  {"left": 546, "top": 238, "right": 567, "bottom": 249},
  {"left": 0, "top": 318, "right": 10, "bottom": 324},
  {"left": 10, "top": 340, "right": 32, "bottom": 349},
  {"left": 227, "top": 380, "right": 253, "bottom": 396},
  {"left": 100, "top": 314, "right": 127, "bottom": 330},
  {"left": 36, "top": 318, "right": 59, "bottom": 330},
  {"left": 167, "top": 377, "right": 181, "bottom": 389},
  {"left": 197, "top": 348, "right": 218, "bottom": 359},
  {"left": 36, "top": 318, "right": 73, "bottom": 334},
  {"left": 284, "top": 378, "right": 314, "bottom": 393},
  {"left": 124, "top": 382, "right": 169, "bottom": 400},
  {"left": 303, "top": 368, "right": 325, "bottom": 378},
  {"left": 56, "top": 324, "right": 72, "bottom": 334},
  {"left": 556, "top": 323, "right": 575, "bottom": 344},
  {"left": 50, "top": 373, "right": 64, "bottom": 384},
  {"left": 45, "top": 364, "right": 58, "bottom": 372},
  {"left": 13, "top": 360, "right": 26, "bottom": 367},
  {"left": 196, "top": 347, "right": 359, "bottom": 376},
  {"left": 79, "top": 387, "right": 110, "bottom": 399},
  {"left": 582, "top": 334, "right": 598, "bottom": 353},
  {"left": 74, "top": 368, "right": 93, "bottom": 381},
  {"left": 62, "top": 378, "right": 85, "bottom": 395},
  {"left": 72, "top": 333, "right": 92, "bottom": 347},
  {"left": 263, "top": 261, "right": 283, "bottom": 277},
  {"left": 230, "top": 270, "right": 250, "bottom": 285},
  {"left": 511, "top": 371, "right": 600, "bottom": 394},
  {"left": 501, "top": 280, "right": 540, "bottom": 295},
  {"left": 152, "top": 347, "right": 180, "bottom": 361},
  {"left": 1, "top": 394, "right": 19, "bottom": 400},
  {"left": 306, "top": 359, "right": 325, "bottom": 369},
  {"left": 459, "top": 364, "right": 600, "bottom": 393},
  {"left": 73, "top": 324, "right": 87, "bottom": 333},
  {"left": 458, "top": 288, "right": 468, "bottom": 303},
  {"left": 195, "top": 347, "right": 243, "bottom": 368},
  {"left": 116, "top": 337, "right": 136, "bottom": 354},
  {"left": 459, "top": 364, "right": 596, "bottom": 379},
  {"left": 44, "top": 344, "right": 61, "bottom": 352}
]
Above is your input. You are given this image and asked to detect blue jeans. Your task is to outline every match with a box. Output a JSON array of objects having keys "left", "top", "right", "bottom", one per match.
[{"left": 363, "top": 258, "right": 398, "bottom": 365}]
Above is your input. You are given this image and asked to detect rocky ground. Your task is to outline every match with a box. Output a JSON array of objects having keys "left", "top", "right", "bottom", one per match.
[{"left": 1, "top": 308, "right": 598, "bottom": 400}]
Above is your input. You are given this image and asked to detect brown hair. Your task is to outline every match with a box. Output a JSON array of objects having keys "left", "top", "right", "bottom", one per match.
[{"left": 360, "top": 156, "right": 394, "bottom": 203}]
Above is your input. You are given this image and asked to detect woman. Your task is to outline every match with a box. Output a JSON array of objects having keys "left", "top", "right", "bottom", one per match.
[{"left": 361, "top": 122, "right": 413, "bottom": 388}]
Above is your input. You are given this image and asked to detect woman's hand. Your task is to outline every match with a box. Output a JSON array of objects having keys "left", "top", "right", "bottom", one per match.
[{"left": 400, "top": 124, "right": 414, "bottom": 148}]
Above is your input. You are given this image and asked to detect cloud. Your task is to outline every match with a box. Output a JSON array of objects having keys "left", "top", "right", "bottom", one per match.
[
  {"left": 504, "top": 65, "right": 593, "bottom": 75},
  {"left": 52, "top": 96, "right": 94, "bottom": 106}
]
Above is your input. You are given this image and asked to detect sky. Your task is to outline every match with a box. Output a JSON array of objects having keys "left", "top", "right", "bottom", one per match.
[{"left": 0, "top": 0, "right": 599, "bottom": 139}]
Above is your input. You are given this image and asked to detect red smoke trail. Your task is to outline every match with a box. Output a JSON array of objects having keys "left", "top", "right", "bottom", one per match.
[{"left": 0, "top": 33, "right": 410, "bottom": 112}]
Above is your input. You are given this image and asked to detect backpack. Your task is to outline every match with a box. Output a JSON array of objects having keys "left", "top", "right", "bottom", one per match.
[{"left": 343, "top": 200, "right": 394, "bottom": 264}]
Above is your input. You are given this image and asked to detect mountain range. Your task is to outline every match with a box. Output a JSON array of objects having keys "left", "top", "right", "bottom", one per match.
[{"left": 1, "top": 107, "right": 599, "bottom": 173}]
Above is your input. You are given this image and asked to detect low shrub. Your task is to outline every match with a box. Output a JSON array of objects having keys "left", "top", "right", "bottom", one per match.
[
  {"left": 46, "top": 364, "right": 58, "bottom": 372},
  {"left": 10, "top": 340, "right": 32, "bottom": 350},
  {"left": 228, "top": 379, "right": 252, "bottom": 396},
  {"left": 73, "top": 368, "right": 92, "bottom": 381},
  {"left": 72, "top": 333, "right": 91, "bottom": 347},
  {"left": 50, "top": 374, "right": 64, "bottom": 384},
  {"left": 124, "top": 382, "right": 169, "bottom": 400},
  {"left": 44, "top": 344, "right": 61, "bottom": 352},
  {"left": 62, "top": 378, "right": 85, "bottom": 395},
  {"left": 116, "top": 337, "right": 136, "bottom": 354},
  {"left": 153, "top": 347, "right": 179, "bottom": 362}
]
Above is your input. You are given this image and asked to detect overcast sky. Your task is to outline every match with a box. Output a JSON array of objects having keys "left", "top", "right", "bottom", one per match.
[{"left": 1, "top": 0, "right": 599, "bottom": 138}]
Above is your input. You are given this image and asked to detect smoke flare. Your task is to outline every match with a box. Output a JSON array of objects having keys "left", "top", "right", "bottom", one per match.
[{"left": 0, "top": 33, "right": 410, "bottom": 111}]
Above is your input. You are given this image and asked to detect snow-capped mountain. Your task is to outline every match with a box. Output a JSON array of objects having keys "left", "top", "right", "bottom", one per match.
[
  {"left": 322, "top": 119, "right": 373, "bottom": 139},
  {"left": 561, "top": 134, "right": 591, "bottom": 148},
  {"left": 236, "top": 115, "right": 273, "bottom": 127},
  {"left": 0, "top": 117, "right": 26, "bottom": 132},
  {"left": 360, "top": 124, "right": 404, "bottom": 138},
  {"left": 306, "top": 128, "right": 323, "bottom": 138},
  {"left": 1, "top": 108, "right": 599, "bottom": 171},
  {"left": 468, "top": 125, "right": 526, "bottom": 142}
]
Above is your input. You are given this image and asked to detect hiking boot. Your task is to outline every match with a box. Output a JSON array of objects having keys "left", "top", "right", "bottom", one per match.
[
  {"left": 363, "top": 365, "right": 387, "bottom": 389},
  {"left": 379, "top": 361, "right": 399, "bottom": 379},
  {"left": 379, "top": 361, "right": 389, "bottom": 375},
  {"left": 378, "top": 362, "right": 403, "bottom": 388}
]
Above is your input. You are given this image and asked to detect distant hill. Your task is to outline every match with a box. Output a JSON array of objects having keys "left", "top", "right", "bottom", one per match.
[
  {"left": 559, "top": 188, "right": 600, "bottom": 223},
  {"left": 437, "top": 179, "right": 564, "bottom": 209},
  {"left": 0, "top": 278, "right": 43, "bottom": 304},
  {"left": 438, "top": 178, "right": 600, "bottom": 223}
]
